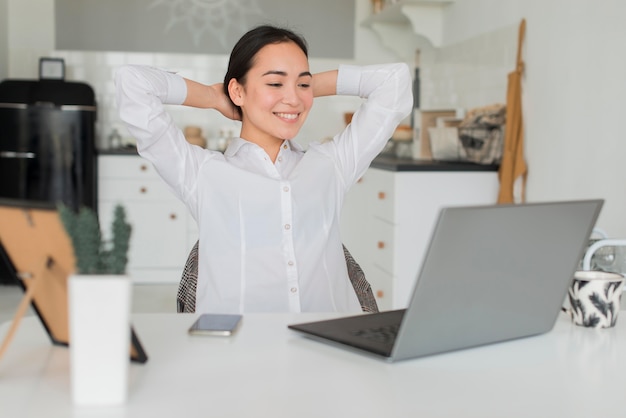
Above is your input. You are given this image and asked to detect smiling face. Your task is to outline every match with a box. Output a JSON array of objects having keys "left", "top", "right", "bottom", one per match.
[{"left": 228, "top": 41, "right": 313, "bottom": 152}]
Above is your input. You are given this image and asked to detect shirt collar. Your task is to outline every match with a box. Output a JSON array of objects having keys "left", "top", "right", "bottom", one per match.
[
  {"left": 224, "top": 137, "right": 304, "bottom": 157},
  {"left": 223, "top": 137, "right": 248, "bottom": 157}
]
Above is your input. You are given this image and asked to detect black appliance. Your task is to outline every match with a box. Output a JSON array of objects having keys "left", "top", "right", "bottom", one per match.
[{"left": 0, "top": 79, "right": 97, "bottom": 284}]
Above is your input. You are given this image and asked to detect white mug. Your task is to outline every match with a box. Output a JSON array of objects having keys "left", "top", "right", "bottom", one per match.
[{"left": 565, "top": 270, "right": 625, "bottom": 328}]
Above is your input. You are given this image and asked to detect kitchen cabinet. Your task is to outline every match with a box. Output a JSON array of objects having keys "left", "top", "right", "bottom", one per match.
[
  {"left": 98, "top": 154, "right": 197, "bottom": 284},
  {"left": 340, "top": 158, "right": 498, "bottom": 310}
]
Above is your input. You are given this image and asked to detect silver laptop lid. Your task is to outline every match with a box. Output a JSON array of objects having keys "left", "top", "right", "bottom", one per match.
[{"left": 391, "top": 200, "right": 603, "bottom": 361}]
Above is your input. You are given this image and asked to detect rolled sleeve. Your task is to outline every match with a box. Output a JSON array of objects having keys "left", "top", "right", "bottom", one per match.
[
  {"left": 115, "top": 65, "right": 187, "bottom": 105},
  {"left": 165, "top": 71, "right": 187, "bottom": 105},
  {"left": 337, "top": 64, "right": 362, "bottom": 97}
]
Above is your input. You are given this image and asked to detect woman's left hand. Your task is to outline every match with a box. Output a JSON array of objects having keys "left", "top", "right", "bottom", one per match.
[{"left": 209, "top": 83, "right": 241, "bottom": 121}]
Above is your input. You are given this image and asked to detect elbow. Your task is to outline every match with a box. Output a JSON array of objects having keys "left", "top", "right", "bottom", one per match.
[
  {"left": 114, "top": 65, "right": 138, "bottom": 93},
  {"left": 113, "top": 65, "right": 129, "bottom": 87},
  {"left": 393, "top": 63, "right": 414, "bottom": 118}
]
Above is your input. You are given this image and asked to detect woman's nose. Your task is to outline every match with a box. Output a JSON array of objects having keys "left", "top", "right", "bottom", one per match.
[{"left": 282, "top": 85, "right": 300, "bottom": 106}]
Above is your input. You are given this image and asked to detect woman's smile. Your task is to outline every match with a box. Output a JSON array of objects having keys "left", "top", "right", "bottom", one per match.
[{"left": 274, "top": 112, "right": 300, "bottom": 121}]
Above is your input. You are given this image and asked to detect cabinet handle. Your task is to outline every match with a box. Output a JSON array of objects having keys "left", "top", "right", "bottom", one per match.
[
  {"left": 378, "top": 191, "right": 386, "bottom": 200},
  {"left": 376, "top": 290, "right": 385, "bottom": 299},
  {"left": 140, "top": 164, "right": 148, "bottom": 172},
  {"left": 140, "top": 187, "right": 147, "bottom": 194},
  {"left": 170, "top": 213, "right": 177, "bottom": 220},
  {"left": 1, "top": 151, "right": 36, "bottom": 159},
  {"left": 377, "top": 241, "right": 385, "bottom": 249}
]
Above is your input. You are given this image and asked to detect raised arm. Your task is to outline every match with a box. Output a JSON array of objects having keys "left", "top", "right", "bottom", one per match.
[
  {"left": 183, "top": 79, "right": 240, "bottom": 121},
  {"left": 310, "top": 63, "right": 413, "bottom": 189},
  {"left": 313, "top": 70, "right": 338, "bottom": 98},
  {"left": 115, "top": 65, "right": 221, "bottom": 219}
]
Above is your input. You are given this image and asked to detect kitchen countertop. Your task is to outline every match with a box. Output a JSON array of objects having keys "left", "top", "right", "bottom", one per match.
[
  {"left": 371, "top": 156, "right": 499, "bottom": 172},
  {"left": 98, "top": 149, "right": 499, "bottom": 172},
  {"left": 98, "top": 147, "right": 139, "bottom": 156}
]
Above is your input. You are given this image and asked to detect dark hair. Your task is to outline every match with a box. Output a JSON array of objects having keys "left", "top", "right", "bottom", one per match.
[{"left": 223, "top": 25, "right": 308, "bottom": 116}]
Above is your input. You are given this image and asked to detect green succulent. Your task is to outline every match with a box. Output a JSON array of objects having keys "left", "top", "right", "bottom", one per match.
[{"left": 58, "top": 203, "right": 132, "bottom": 275}]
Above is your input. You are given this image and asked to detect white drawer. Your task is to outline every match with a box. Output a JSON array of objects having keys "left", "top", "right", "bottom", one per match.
[
  {"left": 98, "top": 155, "right": 160, "bottom": 180},
  {"left": 367, "top": 264, "right": 393, "bottom": 312},
  {"left": 371, "top": 217, "right": 395, "bottom": 275},
  {"left": 99, "top": 178, "right": 177, "bottom": 201},
  {"left": 99, "top": 200, "right": 188, "bottom": 270},
  {"left": 367, "top": 169, "right": 395, "bottom": 223}
]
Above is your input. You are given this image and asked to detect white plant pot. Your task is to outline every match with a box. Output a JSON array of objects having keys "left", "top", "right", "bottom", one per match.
[{"left": 68, "top": 274, "right": 132, "bottom": 406}]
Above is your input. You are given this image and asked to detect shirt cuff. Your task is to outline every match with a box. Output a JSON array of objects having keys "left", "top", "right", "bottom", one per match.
[
  {"left": 337, "top": 64, "right": 361, "bottom": 97},
  {"left": 164, "top": 71, "right": 187, "bottom": 105}
]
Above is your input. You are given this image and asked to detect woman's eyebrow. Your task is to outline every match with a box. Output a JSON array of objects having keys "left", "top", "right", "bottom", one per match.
[{"left": 262, "top": 70, "right": 312, "bottom": 78}]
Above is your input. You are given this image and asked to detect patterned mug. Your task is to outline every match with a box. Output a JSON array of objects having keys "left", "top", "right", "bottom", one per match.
[{"left": 565, "top": 270, "right": 625, "bottom": 328}]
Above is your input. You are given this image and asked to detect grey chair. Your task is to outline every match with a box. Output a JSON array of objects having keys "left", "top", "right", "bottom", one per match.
[{"left": 177, "top": 241, "right": 379, "bottom": 314}]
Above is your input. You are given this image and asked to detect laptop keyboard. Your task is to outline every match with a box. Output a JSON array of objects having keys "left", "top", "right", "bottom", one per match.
[{"left": 351, "top": 324, "right": 400, "bottom": 345}]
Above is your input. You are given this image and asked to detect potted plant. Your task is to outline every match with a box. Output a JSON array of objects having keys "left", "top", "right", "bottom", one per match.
[{"left": 58, "top": 203, "right": 133, "bottom": 406}]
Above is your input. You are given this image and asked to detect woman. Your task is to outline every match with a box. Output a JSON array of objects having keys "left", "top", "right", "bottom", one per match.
[{"left": 115, "top": 25, "right": 412, "bottom": 314}]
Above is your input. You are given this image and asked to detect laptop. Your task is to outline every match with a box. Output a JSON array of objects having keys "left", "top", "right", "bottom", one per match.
[{"left": 288, "top": 200, "right": 603, "bottom": 362}]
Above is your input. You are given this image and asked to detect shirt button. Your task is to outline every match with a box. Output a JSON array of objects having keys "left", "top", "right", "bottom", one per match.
[
  {"left": 277, "top": 156, "right": 283, "bottom": 162},
  {"left": 290, "top": 287, "right": 298, "bottom": 293},
  {"left": 288, "top": 260, "right": 294, "bottom": 266},
  {"left": 283, "top": 144, "right": 288, "bottom": 149},
  {"left": 283, "top": 186, "right": 289, "bottom": 192},
  {"left": 284, "top": 224, "right": 291, "bottom": 230}
]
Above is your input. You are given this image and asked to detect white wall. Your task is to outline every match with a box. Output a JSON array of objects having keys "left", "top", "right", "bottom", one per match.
[
  {"left": 5, "top": 0, "right": 625, "bottom": 238},
  {"left": 6, "top": 0, "right": 54, "bottom": 76},
  {"left": 442, "top": 0, "right": 626, "bottom": 237},
  {"left": 0, "top": 0, "right": 8, "bottom": 80}
]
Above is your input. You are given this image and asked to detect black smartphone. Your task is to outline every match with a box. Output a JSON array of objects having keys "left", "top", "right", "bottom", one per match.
[{"left": 188, "top": 313, "right": 242, "bottom": 336}]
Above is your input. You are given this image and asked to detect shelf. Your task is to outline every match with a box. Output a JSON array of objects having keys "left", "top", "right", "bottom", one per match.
[{"left": 362, "top": 0, "right": 453, "bottom": 52}]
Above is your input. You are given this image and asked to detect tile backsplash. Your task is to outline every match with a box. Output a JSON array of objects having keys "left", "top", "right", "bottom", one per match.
[
  {"left": 26, "top": 50, "right": 357, "bottom": 151},
  {"left": 54, "top": 51, "right": 233, "bottom": 150},
  {"left": 420, "top": 23, "right": 517, "bottom": 112}
]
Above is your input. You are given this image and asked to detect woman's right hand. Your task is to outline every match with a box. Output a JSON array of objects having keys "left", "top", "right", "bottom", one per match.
[{"left": 184, "top": 79, "right": 241, "bottom": 121}]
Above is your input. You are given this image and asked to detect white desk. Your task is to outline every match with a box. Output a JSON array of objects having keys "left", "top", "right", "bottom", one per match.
[{"left": 1, "top": 312, "right": 625, "bottom": 418}]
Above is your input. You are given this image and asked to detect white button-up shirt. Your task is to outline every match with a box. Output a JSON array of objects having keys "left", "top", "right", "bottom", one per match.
[{"left": 115, "top": 63, "right": 412, "bottom": 313}]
